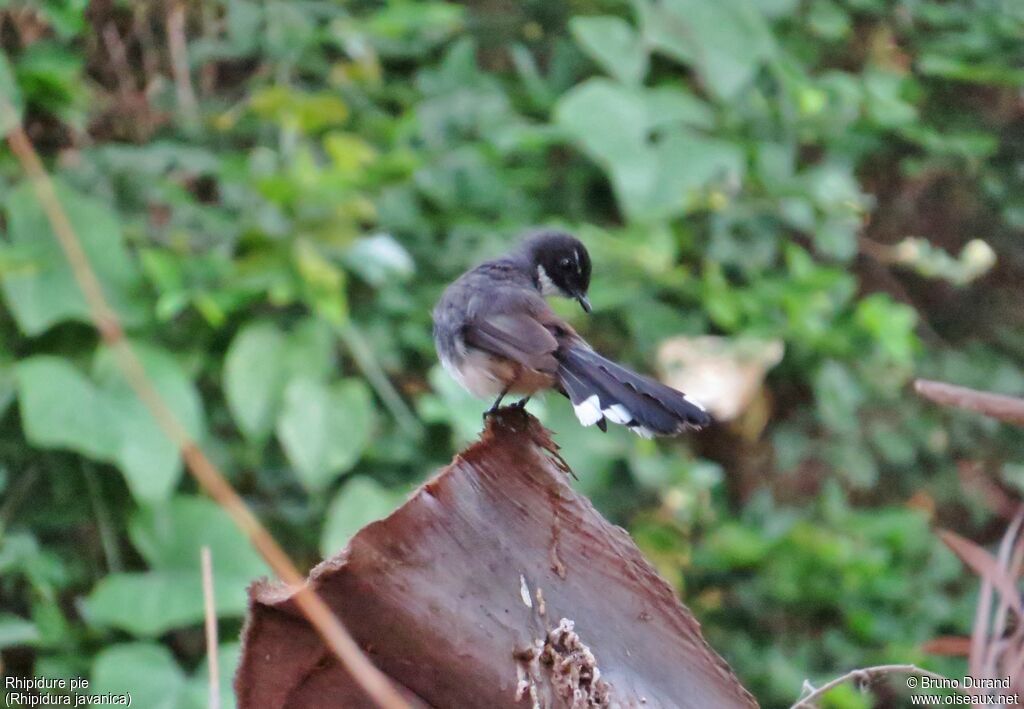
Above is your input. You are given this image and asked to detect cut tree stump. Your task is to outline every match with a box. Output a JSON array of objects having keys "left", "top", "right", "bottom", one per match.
[{"left": 235, "top": 407, "right": 758, "bottom": 708}]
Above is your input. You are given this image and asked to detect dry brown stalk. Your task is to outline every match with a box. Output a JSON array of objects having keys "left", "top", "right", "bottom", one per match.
[
  {"left": 201, "top": 546, "right": 220, "bottom": 709},
  {"left": 790, "top": 664, "right": 964, "bottom": 708},
  {"left": 165, "top": 0, "right": 198, "bottom": 122},
  {"left": 915, "top": 379, "right": 1024, "bottom": 427},
  {"left": 1, "top": 105, "right": 409, "bottom": 709}
]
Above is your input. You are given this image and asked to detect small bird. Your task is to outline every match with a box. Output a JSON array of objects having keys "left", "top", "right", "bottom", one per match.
[{"left": 432, "top": 230, "right": 710, "bottom": 437}]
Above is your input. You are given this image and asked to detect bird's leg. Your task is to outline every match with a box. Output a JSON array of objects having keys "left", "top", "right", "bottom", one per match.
[{"left": 484, "top": 384, "right": 512, "bottom": 418}]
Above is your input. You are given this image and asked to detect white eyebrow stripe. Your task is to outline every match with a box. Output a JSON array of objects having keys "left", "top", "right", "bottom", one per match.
[{"left": 574, "top": 249, "right": 581, "bottom": 271}]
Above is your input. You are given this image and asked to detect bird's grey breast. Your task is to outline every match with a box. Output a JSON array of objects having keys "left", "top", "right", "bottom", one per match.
[{"left": 432, "top": 258, "right": 539, "bottom": 398}]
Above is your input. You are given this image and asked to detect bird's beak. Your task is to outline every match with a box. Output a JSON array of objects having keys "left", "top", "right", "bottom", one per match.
[{"left": 576, "top": 293, "right": 592, "bottom": 313}]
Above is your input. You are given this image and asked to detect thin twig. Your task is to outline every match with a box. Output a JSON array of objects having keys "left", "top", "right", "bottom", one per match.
[
  {"left": 199, "top": 2, "right": 218, "bottom": 97},
  {"left": 969, "top": 551, "right": 995, "bottom": 680},
  {"left": 1, "top": 102, "right": 409, "bottom": 709},
  {"left": 83, "top": 462, "right": 124, "bottom": 573},
  {"left": 984, "top": 508, "right": 1024, "bottom": 680},
  {"left": 791, "top": 664, "right": 964, "bottom": 708},
  {"left": 0, "top": 464, "right": 38, "bottom": 527},
  {"left": 201, "top": 546, "right": 220, "bottom": 709},
  {"left": 915, "top": 379, "right": 1024, "bottom": 427},
  {"left": 165, "top": 0, "right": 199, "bottom": 123},
  {"left": 101, "top": 22, "right": 136, "bottom": 97},
  {"left": 338, "top": 323, "right": 422, "bottom": 437}
]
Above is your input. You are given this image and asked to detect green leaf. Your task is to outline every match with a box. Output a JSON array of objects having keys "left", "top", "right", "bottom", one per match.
[
  {"left": 320, "top": 476, "right": 407, "bottom": 556},
  {"left": 642, "top": 86, "right": 715, "bottom": 130},
  {"left": 129, "top": 496, "right": 267, "bottom": 575},
  {"left": 644, "top": 0, "right": 775, "bottom": 100},
  {"left": 91, "top": 642, "right": 238, "bottom": 709},
  {"left": 555, "top": 79, "right": 738, "bottom": 221},
  {"left": 224, "top": 318, "right": 336, "bottom": 442},
  {"left": 91, "top": 644, "right": 193, "bottom": 709},
  {"left": 417, "top": 364, "right": 488, "bottom": 446},
  {"left": 84, "top": 497, "right": 268, "bottom": 636},
  {"left": 645, "top": 130, "right": 744, "bottom": 217},
  {"left": 1, "top": 179, "right": 144, "bottom": 336},
  {"left": 15, "top": 356, "right": 119, "bottom": 464},
  {"left": 813, "top": 360, "right": 864, "bottom": 436},
  {"left": 280, "top": 318, "right": 336, "bottom": 383},
  {"left": 15, "top": 344, "right": 204, "bottom": 502},
  {"left": 569, "top": 16, "right": 648, "bottom": 85},
  {"left": 276, "top": 377, "right": 375, "bottom": 490},
  {"left": 92, "top": 344, "right": 205, "bottom": 502},
  {"left": 0, "top": 52, "right": 23, "bottom": 134},
  {"left": 85, "top": 572, "right": 217, "bottom": 637},
  {"left": 555, "top": 78, "right": 647, "bottom": 169},
  {"left": 224, "top": 321, "right": 287, "bottom": 441},
  {"left": 0, "top": 613, "right": 41, "bottom": 649}
]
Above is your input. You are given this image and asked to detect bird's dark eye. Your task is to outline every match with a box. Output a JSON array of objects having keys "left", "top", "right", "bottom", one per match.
[{"left": 559, "top": 258, "right": 571, "bottom": 268}]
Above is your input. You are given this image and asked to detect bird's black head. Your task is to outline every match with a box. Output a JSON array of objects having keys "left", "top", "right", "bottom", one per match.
[{"left": 521, "top": 230, "right": 592, "bottom": 312}]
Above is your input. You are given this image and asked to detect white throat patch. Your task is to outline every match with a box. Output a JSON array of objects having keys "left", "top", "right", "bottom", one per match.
[{"left": 536, "top": 265, "right": 562, "bottom": 296}]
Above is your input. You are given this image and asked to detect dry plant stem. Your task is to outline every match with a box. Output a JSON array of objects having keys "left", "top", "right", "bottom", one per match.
[
  {"left": 915, "top": 379, "right": 1024, "bottom": 427},
  {"left": 165, "top": 0, "right": 198, "bottom": 123},
  {"left": 970, "top": 559, "right": 995, "bottom": 680},
  {"left": 3, "top": 113, "right": 410, "bottom": 709},
  {"left": 983, "top": 509, "right": 1024, "bottom": 680},
  {"left": 791, "top": 664, "right": 964, "bottom": 709},
  {"left": 201, "top": 546, "right": 220, "bottom": 709}
]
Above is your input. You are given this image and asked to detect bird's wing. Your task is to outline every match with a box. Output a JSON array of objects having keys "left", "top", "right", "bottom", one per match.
[{"left": 462, "top": 311, "right": 560, "bottom": 374}]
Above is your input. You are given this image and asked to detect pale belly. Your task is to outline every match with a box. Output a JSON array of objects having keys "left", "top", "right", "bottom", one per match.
[{"left": 441, "top": 348, "right": 554, "bottom": 399}]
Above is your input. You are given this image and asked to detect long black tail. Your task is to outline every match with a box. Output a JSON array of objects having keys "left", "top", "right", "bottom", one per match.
[{"left": 556, "top": 344, "right": 710, "bottom": 437}]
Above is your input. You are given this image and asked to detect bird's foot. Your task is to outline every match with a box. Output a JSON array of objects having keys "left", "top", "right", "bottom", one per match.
[{"left": 510, "top": 397, "right": 531, "bottom": 410}]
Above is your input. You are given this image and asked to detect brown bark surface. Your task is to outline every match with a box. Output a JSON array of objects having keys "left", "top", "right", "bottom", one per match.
[{"left": 235, "top": 408, "right": 758, "bottom": 708}]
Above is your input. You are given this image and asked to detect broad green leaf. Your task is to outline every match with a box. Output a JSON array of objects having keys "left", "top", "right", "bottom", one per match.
[
  {"left": 863, "top": 70, "right": 918, "bottom": 128},
  {"left": 224, "top": 321, "right": 288, "bottom": 441},
  {"left": 365, "top": 2, "right": 465, "bottom": 58},
  {"left": 555, "top": 79, "right": 656, "bottom": 219},
  {"left": 91, "top": 642, "right": 237, "bottom": 709},
  {"left": 644, "top": 0, "right": 775, "bottom": 100},
  {"left": 85, "top": 571, "right": 222, "bottom": 637},
  {"left": 814, "top": 360, "right": 864, "bottom": 436},
  {"left": 92, "top": 344, "right": 205, "bottom": 502},
  {"left": 84, "top": 497, "right": 267, "bottom": 636},
  {"left": 0, "top": 613, "right": 40, "bottom": 649},
  {"left": 416, "top": 364, "right": 486, "bottom": 446},
  {"left": 324, "top": 379, "right": 374, "bottom": 474},
  {"left": 276, "top": 377, "right": 374, "bottom": 490},
  {"left": 16, "top": 344, "right": 204, "bottom": 502},
  {"left": 320, "top": 476, "right": 407, "bottom": 555},
  {"left": 1, "top": 179, "right": 144, "bottom": 336},
  {"left": 556, "top": 80, "right": 739, "bottom": 221},
  {"left": 15, "top": 356, "right": 119, "bottom": 464},
  {"left": 555, "top": 78, "right": 647, "bottom": 169},
  {"left": 129, "top": 496, "right": 267, "bottom": 576},
  {"left": 224, "top": 318, "right": 336, "bottom": 442},
  {"left": 569, "top": 16, "right": 648, "bottom": 85},
  {"left": 280, "top": 317, "right": 336, "bottom": 383},
  {"left": 645, "top": 130, "right": 744, "bottom": 218},
  {"left": 91, "top": 644, "right": 192, "bottom": 709},
  {"left": 344, "top": 234, "right": 415, "bottom": 286},
  {"left": 276, "top": 377, "right": 330, "bottom": 485},
  {"left": 642, "top": 86, "right": 715, "bottom": 130}
]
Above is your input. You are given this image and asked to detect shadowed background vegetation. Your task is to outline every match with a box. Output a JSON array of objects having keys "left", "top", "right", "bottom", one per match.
[{"left": 1, "top": 1, "right": 1023, "bottom": 707}]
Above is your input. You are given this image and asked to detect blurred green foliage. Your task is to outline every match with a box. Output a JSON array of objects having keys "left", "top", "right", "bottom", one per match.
[{"left": 1, "top": 1, "right": 1023, "bottom": 706}]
